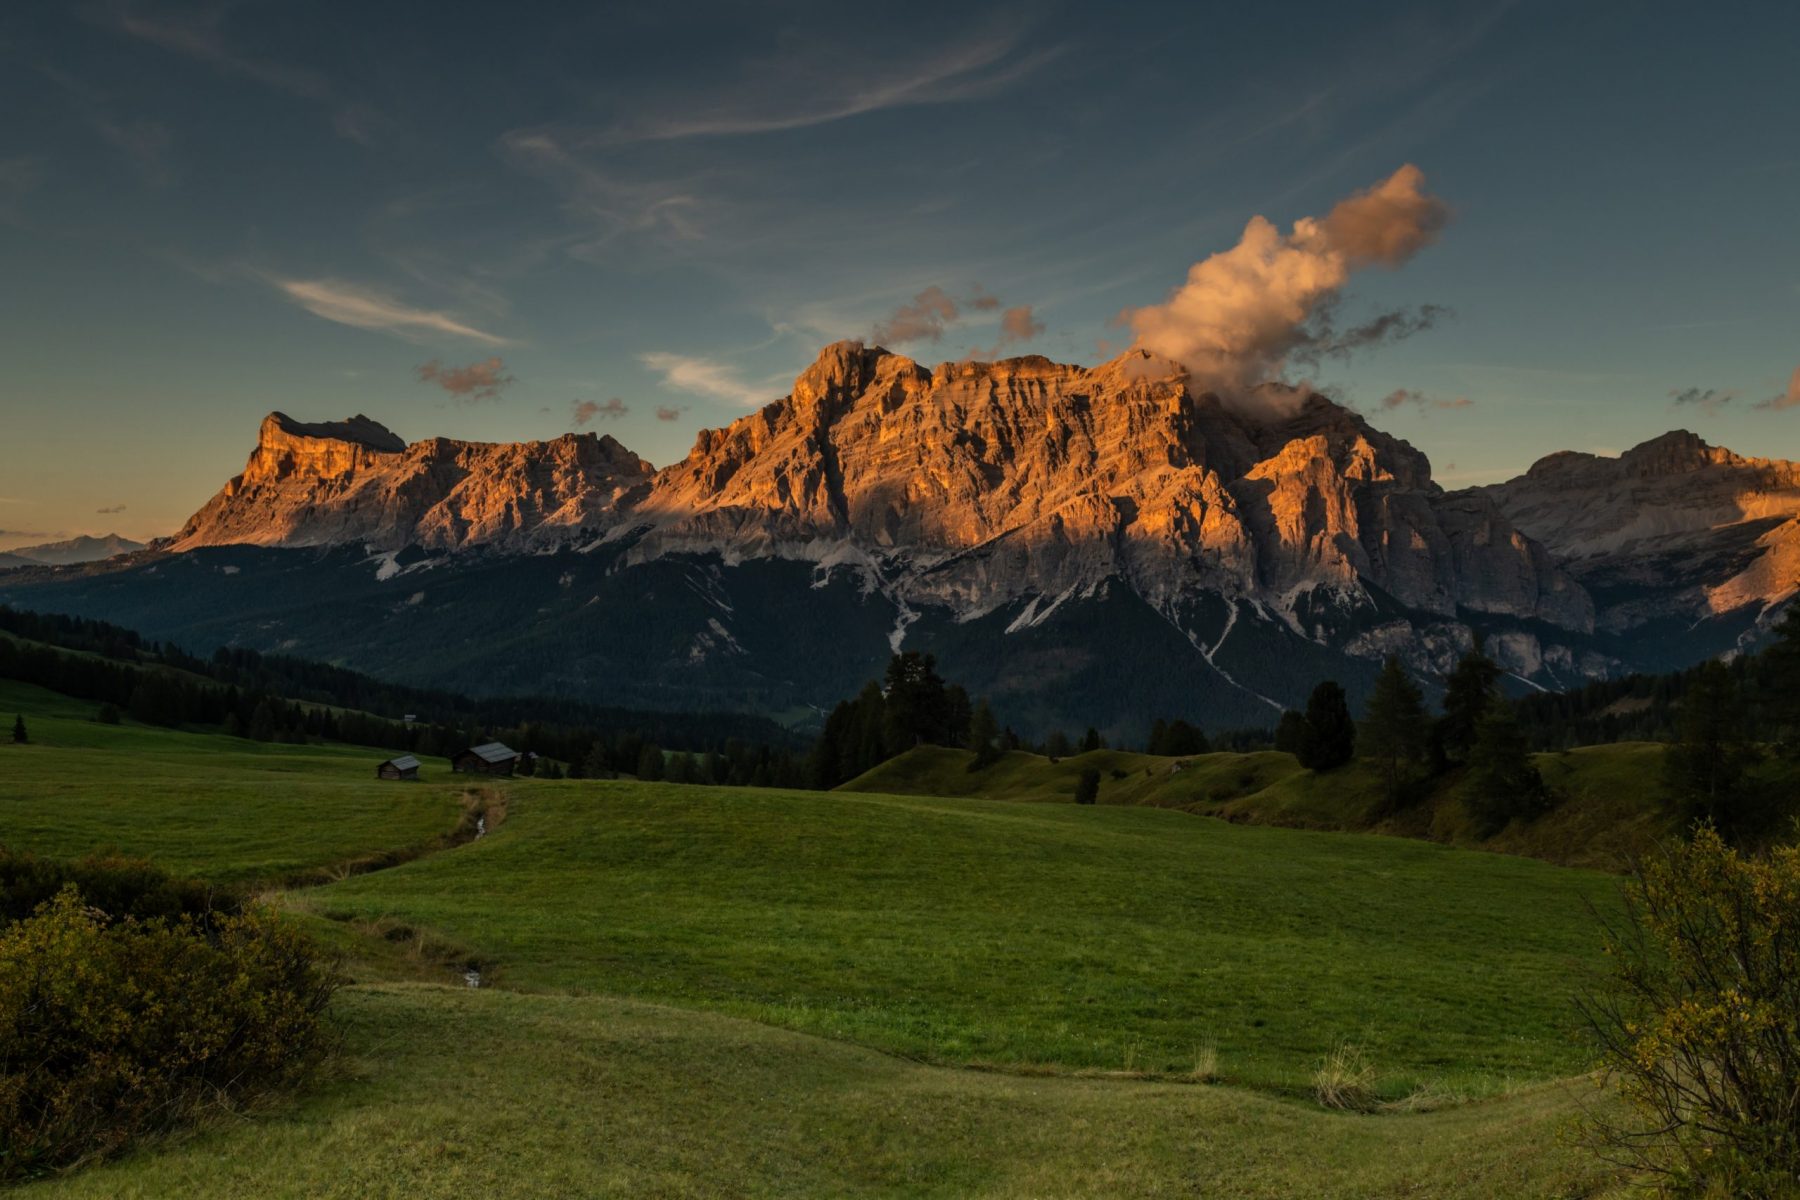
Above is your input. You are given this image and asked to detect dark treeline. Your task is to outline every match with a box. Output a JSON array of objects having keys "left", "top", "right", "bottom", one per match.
[{"left": 0, "top": 605, "right": 804, "bottom": 784}]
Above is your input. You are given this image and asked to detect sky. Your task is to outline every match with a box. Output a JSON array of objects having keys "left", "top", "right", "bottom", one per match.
[{"left": 2, "top": 0, "right": 1797, "bottom": 547}]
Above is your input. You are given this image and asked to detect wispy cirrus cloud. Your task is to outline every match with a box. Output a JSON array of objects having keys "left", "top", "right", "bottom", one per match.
[
  {"left": 38, "top": 64, "right": 175, "bottom": 186},
  {"left": 95, "top": 504, "right": 128, "bottom": 514},
  {"left": 274, "top": 278, "right": 511, "bottom": 345},
  {"left": 97, "top": 1, "right": 383, "bottom": 144},
  {"left": 0, "top": 157, "right": 44, "bottom": 223},
  {"left": 418, "top": 357, "right": 515, "bottom": 402},
  {"left": 586, "top": 28, "right": 1058, "bottom": 146},
  {"left": 499, "top": 131, "right": 710, "bottom": 246},
  {"left": 640, "top": 352, "right": 780, "bottom": 408}
]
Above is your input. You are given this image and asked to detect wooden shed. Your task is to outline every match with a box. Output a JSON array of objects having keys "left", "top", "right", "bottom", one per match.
[
  {"left": 377, "top": 754, "right": 421, "bottom": 781},
  {"left": 452, "top": 742, "right": 521, "bottom": 777}
]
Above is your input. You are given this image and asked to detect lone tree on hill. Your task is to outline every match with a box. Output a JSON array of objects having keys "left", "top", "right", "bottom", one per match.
[
  {"left": 1362, "top": 656, "right": 1427, "bottom": 807},
  {"left": 1073, "top": 767, "right": 1100, "bottom": 805},
  {"left": 1147, "top": 718, "right": 1210, "bottom": 757},
  {"left": 1463, "top": 702, "right": 1548, "bottom": 837},
  {"left": 1436, "top": 639, "right": 1502, "bottom": 766},
  {"left": 967, "top": 701, "right": 1002, "bottom": 771},
  {"left": 1662, "top": 660, "right": 1765, "bottom": 841},
  {"left": 1273, "top": 709, "right": 1308, "bottom": 755},
  {"left": 10, "top": 715, "right": 25, "bottom": 745},
  {"left": 1296, "top": 681, "right": 1355, "bottom": 771}
]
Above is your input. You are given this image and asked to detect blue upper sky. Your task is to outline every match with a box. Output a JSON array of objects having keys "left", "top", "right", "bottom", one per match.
[{"left": 3, "top": 0, "right": 1797, "bottom": 544}]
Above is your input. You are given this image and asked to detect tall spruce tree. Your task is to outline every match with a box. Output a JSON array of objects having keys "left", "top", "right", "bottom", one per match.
[
  {"left": 1662, "top": 660, "right": 1763, "bottom": 839},
  {"left": 967, "top": 701, "right": 1001, "bottom": 771},
  {"left": 1362, "top": 656, "right": 1427, "bottom": 807},
  {"left": 1297, "top": 681, "right": 1355, "bottom": 771},
  {"left": 1437, "top": 640, "right": 1502, "bottom": 765},
  {"left": 10, "top": 715, "right": 25, "bottom": 745},
  {"left": 1464, "top": 702, "right": 1548, "bottom": 836}
]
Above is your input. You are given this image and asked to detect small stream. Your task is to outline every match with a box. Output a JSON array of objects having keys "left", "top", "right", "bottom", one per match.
[
  {"left": 475, "top": 815, "right": 487, "bottom": 839},
  {"left": 464, "top": 966, "right": 482, "bottom": 988}
]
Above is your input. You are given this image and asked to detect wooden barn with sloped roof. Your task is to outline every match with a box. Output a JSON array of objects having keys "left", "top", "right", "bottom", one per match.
[
  {"left": 376, "top": 754, "right": 421, "bottom": 781},
  {"left": 452, "top": 742, "right": 521, "bottom": 777}
]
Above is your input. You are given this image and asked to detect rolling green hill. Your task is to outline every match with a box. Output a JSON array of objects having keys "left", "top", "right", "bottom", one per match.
[
  {"left": 840, "top": 742, "right": 1686, "bottom": 870},
  {"left": 0, "top": 678, "right": 1634, "bottom": 1197}
]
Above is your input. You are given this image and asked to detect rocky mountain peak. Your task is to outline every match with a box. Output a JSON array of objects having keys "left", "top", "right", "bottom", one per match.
[
  {"left": 1616, "top": 429, "right": 1740, "bottom": 477},
  {"left": 264, "top": 412, "right": 406, "bottom": 453}
]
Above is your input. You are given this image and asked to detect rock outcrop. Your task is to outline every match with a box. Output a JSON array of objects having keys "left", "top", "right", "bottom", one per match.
[
  {"left": 161, "top": 345, "right": 1594, "bottom": 688},
  {"left": 1478, "top": 431, "right": 1800, "bottom": 634},
  {"left": 167, "top": 412, "right": 655, "bottom": 552},
  {"left": 628, "top": 343, "right": 1590, "bottom": 641}
]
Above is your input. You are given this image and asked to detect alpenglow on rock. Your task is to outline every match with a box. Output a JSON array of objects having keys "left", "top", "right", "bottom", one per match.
[
  {"left": 168, "top": 412, "right": 655, "bottom": 552},
  {"left": 1479, "top": 430, "right": 1800, "bottom": 645},
  {"left": 156, "top": 344, "right": 1595, "bottom": 698},
  {"left": 627, "top": 341, "right": 1590, "bottom": 637}
]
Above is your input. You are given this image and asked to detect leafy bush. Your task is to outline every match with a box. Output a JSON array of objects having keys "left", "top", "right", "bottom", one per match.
[
  {"left": 0, "top": 849, "right": 241, "bottom": 927},
  {"left": 0, "top": 862, "right": 336, "bottom": 1180},
  {"left": 1073, "top": 768, "right": 1100, "bottom": 805},
  {"left": 1581, "top": 829, "right": 1800, "bottom": 1195}
]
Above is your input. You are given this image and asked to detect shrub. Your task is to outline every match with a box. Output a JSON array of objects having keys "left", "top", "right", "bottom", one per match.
[
  {"left": 94, "top": 703, "right": 121, "bottom": 725},
  {"left": 1073, "top": 768, "right": 1100, "bottom": 806},
  {"left": 1580, "top": 829, "right": 1800, "bottom": 1195},
  {"left": 0, "top": 849, "right": 241, "bottom": 926},
  {"left": 1313, "top": 1041, "right": 1379, "bottom": 1112},
  {"left": 0, "top": 866, "right": 336, "bottom": 1179}
]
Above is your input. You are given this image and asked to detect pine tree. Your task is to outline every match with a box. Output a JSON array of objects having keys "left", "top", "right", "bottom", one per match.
[
  {"left": 1073, "top": 767, "right": 1100, "bottom": 805},
  {"left": 636, "top": 743, "right": 665, "bottom": 782},
  {"left": 582, "top": 741, "right": 611, "bottom": 779},
  {"left": 1297, "top": 681, "right": 1355, "bottom": 771},
  {"left": 1663, "top": 661, "right": 1764, "bottom": 839},
  {"left": 245, "top": 699, "right": 280, "bottom": 742},
  {"left": 1464, "top": 702, "right": 1548, "bottom": 837},
  {"left": 1081, "top": 727, "right": 1102, "bottom": 753},
  {"left": 1274, "top": 710, "right": 1308, "bottom": 755},
  {"left": 1438, "top": 640, "right": 1503, "bottom": 765},
  {"left": 967, "top": 701, "right": 1001, "bottom": 771},
  {"left": 10, "top": 715, "right": 25, "bottom": 745},
  {"left": 1362, "top": 657, "right": 1427, "bottom": 806},
  {"left": 1044, "top": 730, "right": 1072, "bottom": 760}
]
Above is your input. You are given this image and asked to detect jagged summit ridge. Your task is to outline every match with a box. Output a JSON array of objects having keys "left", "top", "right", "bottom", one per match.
[
  {"left": 165, "top": 342, "right": 1591, "bottom": 686},
  {"left": 168, "top": 411, "right": 654, "bottom": 552}
]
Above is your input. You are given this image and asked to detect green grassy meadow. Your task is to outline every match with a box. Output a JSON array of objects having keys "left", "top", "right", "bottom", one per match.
[
  {"left": 0, "top": 681, "right": 466, "bottom": 883},
  {"left": 0, "top": 678, "right": 1641, "bottom": 1197},
  {"left": 843, "top": 742, "right": 1681, "bottom": 869}
]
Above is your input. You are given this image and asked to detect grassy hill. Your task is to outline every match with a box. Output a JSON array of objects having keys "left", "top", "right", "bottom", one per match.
[
  {"left": 0, "top": 680, "right": 467, "bottom": 883},
  {"left": 840, "top": 742, "right": 1682, "bottom": 870},
  {"left": 0, "top": 678, "right": 1634, "bottom": 1197}
]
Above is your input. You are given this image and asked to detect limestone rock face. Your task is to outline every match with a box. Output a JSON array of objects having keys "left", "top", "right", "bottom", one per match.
[
  {"left": 164, "top": 346, "right": 1596, "bottom": 683},
  {"left": 1478, "top": 431, "right": 1800, "bottom": 633},
  {"left": 167, "top": 412, "right": 654, "bottom": 551},
  {"left": 627, "top": 343, "right": 1591, "bottom": 638}
]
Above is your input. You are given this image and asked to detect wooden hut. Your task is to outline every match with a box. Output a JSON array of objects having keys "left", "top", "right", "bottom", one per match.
[
  {"left": 452, "top": 742, "right": 521, "bottom": 777},
  {"left": 377, "top": 754, "right": 421, "bottom": 781}
]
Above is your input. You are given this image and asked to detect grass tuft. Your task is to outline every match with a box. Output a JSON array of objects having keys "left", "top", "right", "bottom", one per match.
[{"left": 1314, "top": 1042, "right": 1380, "bottom": 1112}]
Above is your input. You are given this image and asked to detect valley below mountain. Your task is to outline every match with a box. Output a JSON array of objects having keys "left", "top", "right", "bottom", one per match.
[{"left": 4, "top": 342, "right": 1794, "bottom": 736}]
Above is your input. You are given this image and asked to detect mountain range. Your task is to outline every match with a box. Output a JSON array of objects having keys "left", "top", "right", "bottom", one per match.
[
  {"left": 3, "top": 342, "right": 1794, "bottom": 737},
  {"left": 0, "top": 534, "right": 144, "bottom": 569}
]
